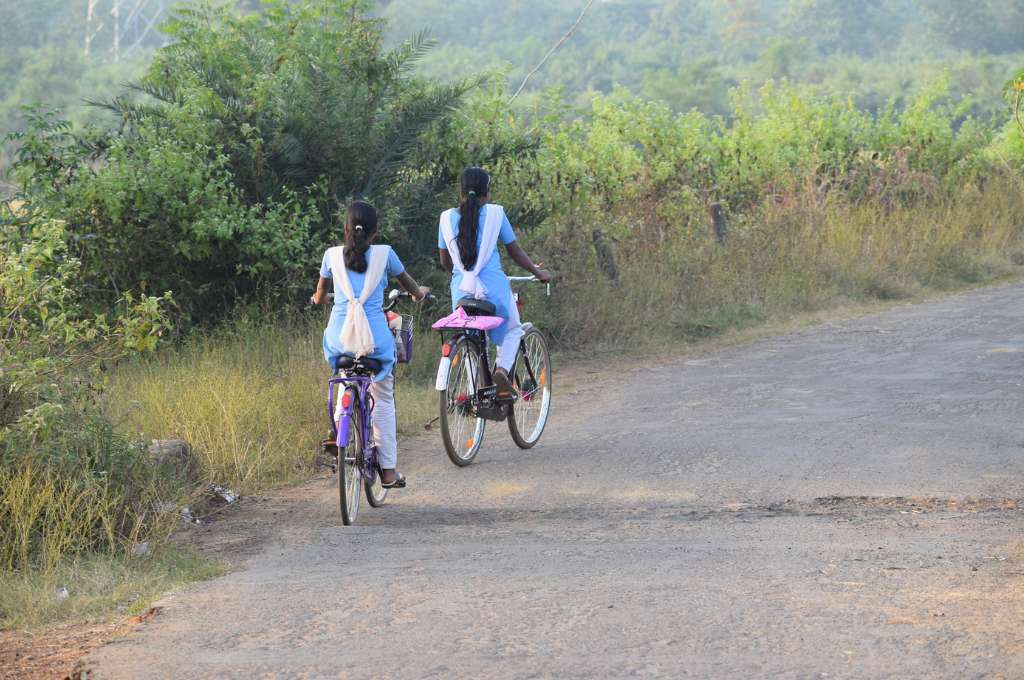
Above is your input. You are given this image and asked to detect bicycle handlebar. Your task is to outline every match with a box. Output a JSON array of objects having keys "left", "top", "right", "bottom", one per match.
[
  {"left": 385, "top": 289, "right": 437, "bottom": 312},
  {"left": 507, "top": 275, "right": 551, "bottom": 297}
]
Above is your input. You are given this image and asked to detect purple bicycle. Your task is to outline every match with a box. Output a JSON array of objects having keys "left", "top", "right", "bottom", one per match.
[
  {"left": 432, "top": 276, "right": 552, "bottom": 466},
  {"left": 322, "top": 289, "right": 420, "bottom": 525}
]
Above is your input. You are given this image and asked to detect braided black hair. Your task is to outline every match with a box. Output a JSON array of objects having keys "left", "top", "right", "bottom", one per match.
[{"left": 457, "top": 167, "right": 491, "bottom": 270}]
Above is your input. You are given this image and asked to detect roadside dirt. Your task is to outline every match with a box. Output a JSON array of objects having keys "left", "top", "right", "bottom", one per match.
[{"left": 2, "top": 623, "right": 127, "bottom": 680}]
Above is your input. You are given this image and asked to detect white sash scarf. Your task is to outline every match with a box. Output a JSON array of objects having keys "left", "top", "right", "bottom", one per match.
[
  {"left": 329, "top": 245, "right": 389, "bottom": 358},
  {"left": 440, "top": 204, "right": 503, "bottom": 299}
]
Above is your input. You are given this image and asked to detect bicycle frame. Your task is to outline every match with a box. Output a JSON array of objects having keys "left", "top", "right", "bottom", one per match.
[{"left": 328, "top": 373, "right": 377, "bottom": 482}]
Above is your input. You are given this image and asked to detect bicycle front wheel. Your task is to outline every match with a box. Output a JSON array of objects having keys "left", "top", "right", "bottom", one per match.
[
  {"left": 440, "top": 337, "right": 487, "bottom": 466},
  {"left": 508, "top": 327, "right": 552, "bottom": 449},
  {"left": 339, "top": 396, "right": 363, "bottom": 525}
]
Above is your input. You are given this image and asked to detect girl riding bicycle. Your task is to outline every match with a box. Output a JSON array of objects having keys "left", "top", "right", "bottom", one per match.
[
  {"left": 312, "top": 201, "right": 429, "bottom": 488},
  {"left": 438, "top": 168, "right": 551, "bottom": 399}
]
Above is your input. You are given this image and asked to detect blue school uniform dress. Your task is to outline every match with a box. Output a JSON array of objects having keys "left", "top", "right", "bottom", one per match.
[
  {"left": 320, "top": 245, "right": 405, "bottom": 382},
  {"left": 438, "top": 204, "right": 518, "bottom": 346}
]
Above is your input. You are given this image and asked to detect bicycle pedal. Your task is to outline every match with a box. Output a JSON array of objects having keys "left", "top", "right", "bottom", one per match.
[{"left": 316, "top": 452, "right": 338, "bottom": 474}]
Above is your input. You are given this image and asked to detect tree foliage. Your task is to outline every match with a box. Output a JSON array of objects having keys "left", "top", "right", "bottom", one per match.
[{"left": 7, "top": 0, "right": 526, "bottom": 321}]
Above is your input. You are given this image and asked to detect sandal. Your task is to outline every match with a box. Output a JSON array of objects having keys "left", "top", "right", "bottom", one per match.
[
  {"left": 492, "top": 368, "right": 515, "bottom": 401},
  {"left": 380, "top": 469, "right": 406, "bottom": 489}
]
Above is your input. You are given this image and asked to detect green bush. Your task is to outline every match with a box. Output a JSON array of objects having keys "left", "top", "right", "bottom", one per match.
[
  {"left": 0, "top": 211, "right": 172, "bottom": 573},
  {"left": 490, "top": 81, "right": 1024, "bottom": 346},
  {"left": 5, "top": 0, "right": 535, "bottom": 323}
]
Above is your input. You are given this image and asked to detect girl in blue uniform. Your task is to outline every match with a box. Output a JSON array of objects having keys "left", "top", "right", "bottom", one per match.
[
  {"left": 438, "top": 168, "right": 551, "bottom": 398},
  {"left": 312, "top": 201, "right": 429, "bottom": 488}
]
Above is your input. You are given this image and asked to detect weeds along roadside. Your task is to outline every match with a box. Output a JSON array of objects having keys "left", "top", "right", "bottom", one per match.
[
  {"left": 525, "top": 173, "right": 1024, "bottom": 349},
  {"left": 104, "top": 310, "right": 439, "bottom": 495},
  {"left": 0, "top": 220, "right": 210, "bottom": 631}
]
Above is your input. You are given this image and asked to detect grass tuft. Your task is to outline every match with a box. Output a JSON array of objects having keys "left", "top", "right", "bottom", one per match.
[{"left": 0, "top": 550, "right": 224, "bottom": 631}]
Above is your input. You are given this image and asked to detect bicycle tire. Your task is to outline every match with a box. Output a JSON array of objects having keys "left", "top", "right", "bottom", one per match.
[
  {"left": 339, "top": 396, "right": 363, "bottom": 525},
  {"left": 440, "top": 336, "right": 487, "bottom": 466},
  {"left": 365, "top": 467, "right": 388, "bottom": 507},
  {"left": 508, "top": 327, "right": 552, "bottom": 449}
]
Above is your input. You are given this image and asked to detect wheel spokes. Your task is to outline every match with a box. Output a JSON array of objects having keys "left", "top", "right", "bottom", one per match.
[
  {"left": 447, "top": 345, "right": 482, "bottom": 458},
  {"left": 512, "top": 333, "right": 551, "bottom": 443}
]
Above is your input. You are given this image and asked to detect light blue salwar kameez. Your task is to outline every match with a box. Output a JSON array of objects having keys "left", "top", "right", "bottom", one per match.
[
  {"left": 319, "top": 245, "right": 404, "bottom": 469},
  {"left": 320, "top": 245, "right": 405, "bottom": 382},
  {"left": 438, "top": 204, "right": 523, "bottom": 370}
]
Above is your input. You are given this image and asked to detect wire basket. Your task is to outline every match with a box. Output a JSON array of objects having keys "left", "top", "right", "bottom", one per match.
[{"left": 393, "top": 314, "right": 415, "bottom": 364}]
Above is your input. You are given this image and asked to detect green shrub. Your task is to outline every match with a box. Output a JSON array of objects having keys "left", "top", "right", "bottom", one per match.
[{"left": 0, "top": 212, "right": 173, "bottom": 573}]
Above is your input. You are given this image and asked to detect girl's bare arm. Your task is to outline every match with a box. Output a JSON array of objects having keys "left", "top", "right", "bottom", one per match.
[
  {"left": 310, "top": 277, "right": 331, "bottom": 304},
  {"left": 438, "top": 248, "right": 454, "bottom": 274},
  {"left": 396, "top": 271, "right": 430, "bottom": 301},
  {"left": 505, "top": 241, "right": 552, "bottom": 282}
]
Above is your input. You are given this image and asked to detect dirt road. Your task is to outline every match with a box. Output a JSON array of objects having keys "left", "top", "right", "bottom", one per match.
[{"left": 85, "top": 284, "right": 1024, "bottom": 679}]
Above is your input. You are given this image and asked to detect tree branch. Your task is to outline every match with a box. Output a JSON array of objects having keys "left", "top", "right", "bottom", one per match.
[{"left": 507, "top": 0, "right": 595, "bottom": 105}]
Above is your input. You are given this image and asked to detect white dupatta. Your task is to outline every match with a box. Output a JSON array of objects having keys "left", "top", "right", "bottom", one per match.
[
  {"left": 440, "top": 204, "right": 504, "bottom": 299},
  {"left": 328, "top": 245, "right": 389, "bottom": 358}
]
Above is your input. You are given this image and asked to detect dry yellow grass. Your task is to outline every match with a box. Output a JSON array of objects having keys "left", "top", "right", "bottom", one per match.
[{"left": 107, "top": 314, "right": 443, "bottom": 492}]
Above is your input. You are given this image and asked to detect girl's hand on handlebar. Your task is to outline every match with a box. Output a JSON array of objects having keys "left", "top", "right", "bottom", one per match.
[
  {"left": 534, "top": 266, "right": 553, "bottom": 284},
  {"left": 415, "top": 286, "right": 431, "bottom": 302}
]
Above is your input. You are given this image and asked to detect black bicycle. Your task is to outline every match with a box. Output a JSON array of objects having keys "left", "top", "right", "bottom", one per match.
[{"left": 431, "top": 276, "right": 552, "bottom": 466}]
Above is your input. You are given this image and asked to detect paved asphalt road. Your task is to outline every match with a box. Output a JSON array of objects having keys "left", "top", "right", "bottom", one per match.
[{"left": 85, "top": 284, "right": 1024, "bottom": 679}]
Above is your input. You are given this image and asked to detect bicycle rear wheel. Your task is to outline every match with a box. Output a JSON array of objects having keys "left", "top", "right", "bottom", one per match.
[
  {"left": 508, "top": 327, "right": 552, "bottom": 449},
  {"left": 440, "top": 337, "right": 487, "bottom": 466},
  {"left": 365, "top": 467, "right": 388, "bottom": 507},
  {"left": 339, "top": 396, "right": 363, "bottom": 525}
]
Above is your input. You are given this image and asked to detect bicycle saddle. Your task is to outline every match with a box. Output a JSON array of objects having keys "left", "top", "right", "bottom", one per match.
[
  {"left": 334, "top": 355, "right": 383, "bottom": 374},
  {"left": 455, "top": 297, "right": 497, "bottom": 316}
]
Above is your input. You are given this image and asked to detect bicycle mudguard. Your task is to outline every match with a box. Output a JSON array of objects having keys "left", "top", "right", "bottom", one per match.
[
  {"left": 435, "top": 356, "right": 451, "bottom": 391},
  {"left": 336, "top": 389, "right": 355, "bottom": 446},
  {"left": 435, "top": 337, "right": 460, "bottom": 391}
]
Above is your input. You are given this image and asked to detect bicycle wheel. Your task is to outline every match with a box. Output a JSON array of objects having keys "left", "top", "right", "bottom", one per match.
[
  {"left": 440, "top": 336, "right": 487, "bottom": 466},
  {"left": 339, "top": 395, "right": 363, "bottom": 525},
  {"left": 508, "top": 327, "right": 552, "bottom": 449},
  {"left": 365, "top": 466, "right": 388, "bottom": 507}
]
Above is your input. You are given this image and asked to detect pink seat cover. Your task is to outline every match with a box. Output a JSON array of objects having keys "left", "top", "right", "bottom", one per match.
[{"left": 432, "top": 307, "right": 505, "bottom": 331}]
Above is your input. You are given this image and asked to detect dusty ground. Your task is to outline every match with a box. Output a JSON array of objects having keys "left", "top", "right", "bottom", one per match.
[
  {"left": 2, "top": 624, "right": 123, "bottom": 680},
  {"left": 68, "top": 282, "right": 1024, "bottom": 679}
]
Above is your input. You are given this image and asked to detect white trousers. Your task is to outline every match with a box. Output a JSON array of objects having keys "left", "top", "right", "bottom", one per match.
[
  {"left": 335, "top": 376, "right": 398, "bottom": 469},
  {"left": 496, "top": 294, "right": 524, "bottom": 372}
]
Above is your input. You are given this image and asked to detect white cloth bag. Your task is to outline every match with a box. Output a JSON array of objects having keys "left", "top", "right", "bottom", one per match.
[
  {"left": 328, "top": 245, "right": 389, "bottom": 358},
  {"left": 440, "top": 204, "right": 504, "bottom": 299}
]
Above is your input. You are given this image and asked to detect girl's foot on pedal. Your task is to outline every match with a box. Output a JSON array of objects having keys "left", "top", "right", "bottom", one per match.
[
  {"left": 493, "top": 367, "right": 515, "bottom": 400},
  {"left": 381, "top": 468, "right": 406, "bottom": 488}
]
